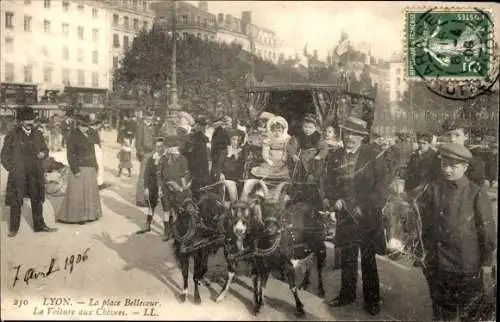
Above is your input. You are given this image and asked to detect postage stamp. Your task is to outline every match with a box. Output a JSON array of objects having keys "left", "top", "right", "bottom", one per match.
[
  {"left": 405, "top": 7, "right": 499, "bottom": 100},
  {"left": 406, "top": 8, "right": 494, "bottom": 78}
]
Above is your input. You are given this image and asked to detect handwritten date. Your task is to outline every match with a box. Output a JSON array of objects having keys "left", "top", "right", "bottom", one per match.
[{"left": 12, "top": 248, "right": 90, "bottom": 288}]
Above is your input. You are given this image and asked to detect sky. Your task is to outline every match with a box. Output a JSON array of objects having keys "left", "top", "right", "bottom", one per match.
[{"left": 187, "top": 1, "right": 500, "bottom": 60}]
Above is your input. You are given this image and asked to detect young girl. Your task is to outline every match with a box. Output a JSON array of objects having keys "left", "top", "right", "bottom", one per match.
[
  {"left": 250, "top": 116, "right": 291, "bottom": 180},
  {"left": 322, "top": 124, "right": 343, "bottom": 153},
  {"left": 117, "top": 141, "right": 133, "bottom": 177}
]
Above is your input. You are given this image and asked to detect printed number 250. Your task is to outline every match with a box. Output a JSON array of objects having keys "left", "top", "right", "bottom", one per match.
[{"left": 13, "top": 299, "right": 29, "bottom": 308}]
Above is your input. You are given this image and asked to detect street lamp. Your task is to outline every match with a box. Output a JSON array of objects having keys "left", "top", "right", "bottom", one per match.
[{"left": 169, "top": 0, "right": 179, "bottom": 112}]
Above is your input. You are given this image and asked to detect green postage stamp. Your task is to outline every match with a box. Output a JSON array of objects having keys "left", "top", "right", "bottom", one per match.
[{"left": 406, "top": 8, "right": 494, "bottom": 79}]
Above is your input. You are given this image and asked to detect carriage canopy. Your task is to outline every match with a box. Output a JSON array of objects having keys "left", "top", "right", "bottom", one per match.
[{"left": 245, "top": 81, "right": 377, "bottom": 136}]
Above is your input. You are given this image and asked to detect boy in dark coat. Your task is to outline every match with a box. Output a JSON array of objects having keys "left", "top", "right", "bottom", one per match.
[
  {"left": 417, "top": 143, "right": 496, "bottom": 321},
  {"left": 136, "top": 138, "right": 170, "bottom": 241},
  {"left": 405, "top": 132, "right": 437, "bottom": 192},
  {"left": 1, "top": 106, "right": 57, "bottom": 237},
  {"left": 157, "top": 136, "right": 198, "bottom": 242}
]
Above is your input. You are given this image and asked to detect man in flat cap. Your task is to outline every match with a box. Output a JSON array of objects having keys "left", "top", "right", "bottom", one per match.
[
  {"left": 1, "top": 106, "right": 57, "bottom": 237},
  {"left": 416, "top": 143, "right": 496, "bottom": 321}
]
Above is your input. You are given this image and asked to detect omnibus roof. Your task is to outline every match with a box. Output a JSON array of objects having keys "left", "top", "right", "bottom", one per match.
[{"left": 246, "top": 82, "right": 375, "bottom": 101}]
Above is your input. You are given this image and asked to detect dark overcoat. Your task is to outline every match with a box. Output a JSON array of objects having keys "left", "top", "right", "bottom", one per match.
[
  {"left": 416, "top": 177, "right": 496, "bottom": 273},
  {"left": 324, "top": 143, "right": 392, "bottom": 253},
  {"left": 1, "top": 127, "right": 49, "bottom": 207},
  {"left": 181, "top": 130, "right": 210, "bottom": 180},
  {"left": 211, "top": 126, "right": 230, "bottom": 165}
]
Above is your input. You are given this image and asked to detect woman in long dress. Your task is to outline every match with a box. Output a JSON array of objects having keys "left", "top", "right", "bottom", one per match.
[{"left": 56, "top": 114, "right": 102, "bottom": 224}]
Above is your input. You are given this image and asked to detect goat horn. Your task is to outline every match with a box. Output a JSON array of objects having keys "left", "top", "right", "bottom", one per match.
[
  {"left": 274, "top": 182, "right": 289, "bottom": 209},
  {"left": 240, "top": 179, "right": 269, "bottom": 202},
  {"left": 222, "top": 179, "right": 238, "bottom": 201}
]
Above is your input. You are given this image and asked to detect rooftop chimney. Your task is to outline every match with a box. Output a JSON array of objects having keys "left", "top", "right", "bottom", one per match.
[{"left": 198, "top": 1, "right": 208, "bottom": 12}]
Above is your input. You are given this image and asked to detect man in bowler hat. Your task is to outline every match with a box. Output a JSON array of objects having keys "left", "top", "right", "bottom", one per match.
[
  {"left": 417, "top": 143, "right": 496, "bottom": 321},
  {"left": 323, "top": 116, "right": 392, "bottom": 315},
  {"left": 1, "top": 106, "right": 58, "bottom": 237}
]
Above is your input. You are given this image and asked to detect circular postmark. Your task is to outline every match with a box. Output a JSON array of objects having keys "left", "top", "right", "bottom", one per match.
[{"left": 408, "top": 8, "right": 499, "bottom": 100}]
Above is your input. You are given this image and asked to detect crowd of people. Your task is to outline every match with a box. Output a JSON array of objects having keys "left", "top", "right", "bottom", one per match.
[{"left": 1, "top": 104, "right": 497, "bottom": 321}]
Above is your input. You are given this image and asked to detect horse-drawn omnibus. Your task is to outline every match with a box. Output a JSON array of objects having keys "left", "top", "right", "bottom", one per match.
[{"left": 245, "top": 80, "right": 377, "bottom": 137}]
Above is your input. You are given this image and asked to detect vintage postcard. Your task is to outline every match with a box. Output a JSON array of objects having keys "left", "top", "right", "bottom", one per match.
[{"left": 1, "top": 1, "right": 498, "bottom": 321}]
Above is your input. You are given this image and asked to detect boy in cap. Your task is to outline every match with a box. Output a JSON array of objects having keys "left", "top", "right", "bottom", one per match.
[
  {"left": 157, "top": 136, "right": 198, "bottom": 241},
  {"left": 288, "top": 114, "right": 328, "bottom": 205},
  {"left": 417, "top": 143, "right": 496, "bottom": 321},
  {"left": 430, "top": 118, "right": 486, "bottom": 186},
  {"left": 136, "top": 137, "right": 171, "bottom": 240}
]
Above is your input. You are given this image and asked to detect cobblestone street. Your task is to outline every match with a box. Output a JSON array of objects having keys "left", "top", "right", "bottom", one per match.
[{"left": 1, "top": 131, "right": 496, "bottom": 320}]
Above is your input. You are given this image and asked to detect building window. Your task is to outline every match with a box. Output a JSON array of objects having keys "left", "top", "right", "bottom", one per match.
[
  {"left": 124, "top": 16, "right": 129, "bottom": 30},
  {"left": 123, "top": 36, "right": 129, "bottom": 50},
  {"left": 5, "top": 37, "right": 13, "bottom": 53},
  {"left": 44, "top": 20, "right": 51, "bottom": 33},
  {"left": 113, "top": 34, "right": 120, "bottom": 47},
  {"left": 62, "top": 68, "right": 70, "bottom": 85},
  {"left": 122, "top": 0, "right": 128, "bottom": 7},
  {"left": 24, "top": 65, "right": 33, "bottom": 83},
  {"left": 62, "top": 23, "right": 69, "bottom": 37},
  {"left": 77, "top": 70, "right": 85, "bottom": 86},
  {"left": 77, "top": 93, "right": 84, "bottom": 103},
  {"left": 92, "top": 71, "right": 99, "bottom": 87},
  {"left": 62, "top": 0, "right": 69, "bottom": 11},
  {"left": 44, "top": 0, "right": 51, "bottom": 9},
  {"left": 182, "top": 15, "right": 188, "bottom": 24},
  {"left": 203, "top": 18, "right": 207, "bottom": 27},
  {"left": 5, "top": 12, "right": 14, "bottom": 29},
  {"left": 62, "top": 46, "right": 69, "bottom": 60},
  {"left": 92, "top": 8, "right": 98, "bottom": 18},
  {"left": 92, "top": 94, "right": 100, "bottom": 105},
  {"left": 196, "top": 16, "right": 201, "bottom": 25},
  {"left": 41, "top": 46, "right": 49, "bottom": 58},
  {"left": 92, "top": 28, "right": 98, "bottom": 42},
  {"left": 204, "top": 34, "right": 208, "bottom": 41},
  {"left": 113, "top": 56, "right": 119, "bottom": 69},
  {"left": 143, "top": 21, "right": 148, "bottom": 30},
  {"left": 113, "top": 14, "right": 119, "bottom": 26},
  {"left": 77, "top": 4, "right": 84, "bottom": 13},
  {"left": 77, "top": 26, "right": 84, "bottom": 40},
  {"left": 43, "top": 66, "right": 53, "bottom": 83},
  {"left": 5, "top": 63, "right": 15, "bottom": 82},
  {"left": 77, "top": 48, "right": 84, "bottom": 62},
  {"left": 132, "top": 0, "right": 138, "bottom": 8},
  {"left": 24, "top": 15, "right": 32, "bottom": 32},
  {"left": 24, "top": 0, "right": 31, "bottom": 4},
  {"left": 133, "top": 18, "right": 139, "bottom": 30},
  {"left": 143, "top": 0, "right": 148, "bottom": 11},
  {"left": 92, "top": 51, "right": 98, "bottom": 64}
]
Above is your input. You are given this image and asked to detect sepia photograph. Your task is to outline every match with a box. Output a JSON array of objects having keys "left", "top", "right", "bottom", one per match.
[{"left": 1, "top": 0, "right": 498, "bottom": 320}]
